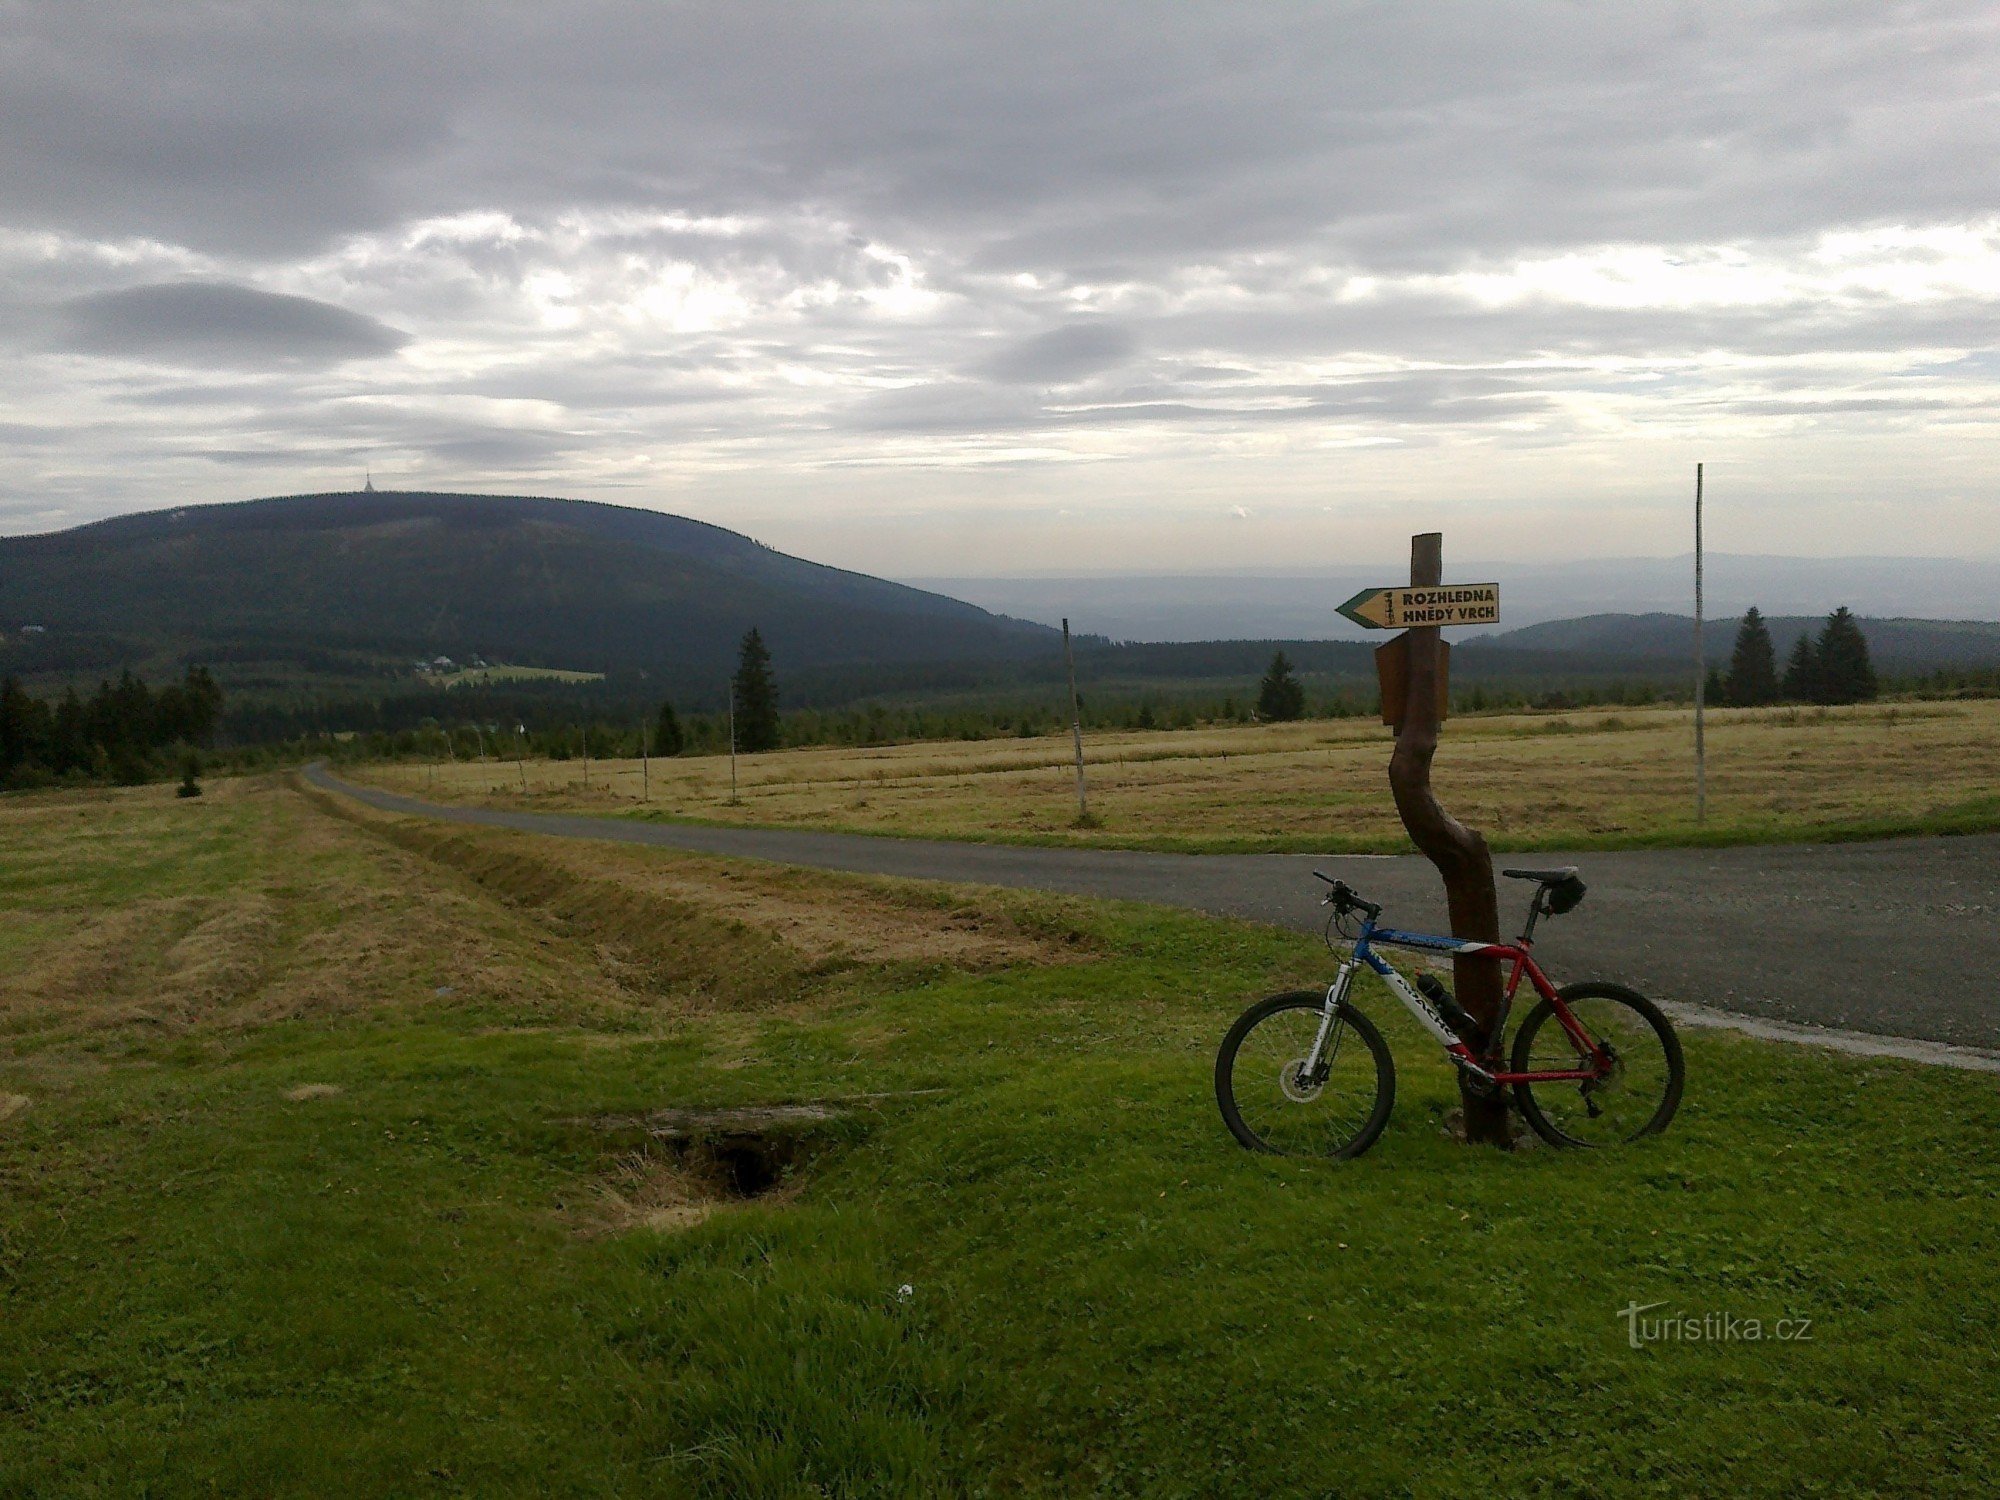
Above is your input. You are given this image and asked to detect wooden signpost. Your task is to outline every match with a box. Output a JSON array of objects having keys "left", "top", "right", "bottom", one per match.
[
  {"left": 1373, "top": 635, "right": 1450, "bottom": 730},
  {"left": 1338, "top": 583, "right": 1499, "bottom": 631},
  {"left": 1344, "top": 539, "right": 1510, "bottom": 1145}
]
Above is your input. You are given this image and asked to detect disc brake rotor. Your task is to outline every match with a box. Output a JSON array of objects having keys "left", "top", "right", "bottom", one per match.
[{"left": 1280, "top": 1059, "right": 1323, "bottom": 1103}]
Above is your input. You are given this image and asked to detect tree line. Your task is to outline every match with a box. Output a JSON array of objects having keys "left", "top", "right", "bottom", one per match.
[
  {"left": 647, "top": 627, "right": 781, "bottom": 756},
  {"left": 421, "top": 616, "right": 1886, "bottom": 772},
  {"left": 1714, "top": 606, "right": 1876, "bottom": 707},
  {"left": 0, "top": 666, "right": 223, "bottom": 788},
  {"left": 0, "top": 610, "right": 1900, "bottom": 792}
]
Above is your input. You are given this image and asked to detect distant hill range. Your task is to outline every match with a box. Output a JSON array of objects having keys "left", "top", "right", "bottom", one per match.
[
  {"left": 912, "top": 554, "right": 2000, "bottom": 642},
  {"left": 3, "top": 492, "right": 1995, "bottom": 715},
  {"left": 1475, "top": 612, "right": 2000, "bottom": 672},
  {"left": 0, "top": 490, "right": 1055, "bottom": 696}
]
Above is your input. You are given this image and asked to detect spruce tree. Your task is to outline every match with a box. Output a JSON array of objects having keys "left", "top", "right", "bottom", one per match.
[
  {"left": 732, "top": 628, "right": 781, "bottom": 752},
  {"left": 653, "top": 700, "right": 684, "bottom": 756},
  {"left": 1256, "top": 650, "right": 1306, "bottom": 722},
  {"left": 0, "top": 677, "right": 28, "bottom": 774},
  {"left": 1814, "top": 606, "right": 1877, "bottom": 704},
  {"left": 1724, "top": 607, "right": 1779, "bottom": 706},
  {"left": 183, "top": 666, "right": 223, "bottom": 746},
  {"left": 1781, "top": 633, "right": 1819, "bottom": 702}
]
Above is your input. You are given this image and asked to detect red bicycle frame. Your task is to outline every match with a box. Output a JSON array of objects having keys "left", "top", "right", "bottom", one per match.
[{"left": 1348, "top": 924, "right": 1612, "bottom": 1084}]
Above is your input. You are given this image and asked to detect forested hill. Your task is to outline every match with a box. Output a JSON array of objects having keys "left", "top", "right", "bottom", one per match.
[
  {"left": 0, "top": 490, "right": 1055, "bottom": 693},
  {"left": 1476, "top": 612, "right": 2000, "bottom": 672}
]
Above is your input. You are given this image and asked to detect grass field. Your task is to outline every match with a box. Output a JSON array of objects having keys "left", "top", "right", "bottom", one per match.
[
  {"left": 5, "top": 777, "right": 2000, "bottom": 1494},
  {"left": 361, "top": 697, "right": 2000, "bottom": 853}
]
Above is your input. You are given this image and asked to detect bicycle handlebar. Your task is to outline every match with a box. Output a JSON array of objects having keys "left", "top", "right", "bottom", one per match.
[{"left": 1312, "top": 870, "right": 1382, "bottom": 921}]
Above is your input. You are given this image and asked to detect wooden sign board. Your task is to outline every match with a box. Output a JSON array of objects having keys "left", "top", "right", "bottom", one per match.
[
  {"left": 1376, "top": 632, "right": 1449, "bottom": 729},
  {"left": 1339, "top": 583, "right": 1499, "bottom": 631}
]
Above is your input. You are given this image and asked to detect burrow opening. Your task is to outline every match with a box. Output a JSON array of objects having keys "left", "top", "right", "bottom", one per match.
[
  {"left": 586, "top": 1102, "right": 851, "bottom": 1206},
  {"left": 696, "top": 1130, "right": 803, "bottom": 1200}
]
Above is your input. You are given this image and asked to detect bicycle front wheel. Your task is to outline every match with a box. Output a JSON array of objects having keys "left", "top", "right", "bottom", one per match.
[
  {"left": 1511, "top": 982, "right": 1684, "bottom": 1148},
  {"left": 1215, "top": 991, "right": 1395, "bottom": 1159}
]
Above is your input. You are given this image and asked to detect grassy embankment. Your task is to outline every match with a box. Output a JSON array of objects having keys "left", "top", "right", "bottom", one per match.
[
  {"left": 360, "top": 697, "right": 2000, "bottom": 853},
  {"left": 3, "top": 778, "right": 1999, "bottom": 1494}
]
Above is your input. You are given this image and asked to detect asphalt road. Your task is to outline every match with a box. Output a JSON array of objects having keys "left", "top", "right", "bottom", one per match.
[{"left": 305, "top": 764, "right": 2000, "bottom": 1049}]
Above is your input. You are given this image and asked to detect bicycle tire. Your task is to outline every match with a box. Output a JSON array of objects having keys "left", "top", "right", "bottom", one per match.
[
  {"left": 1215, "top": 991, "right": 1395, "bottom": 1159},
  {"left": 1510, "top": 981, "right": 1684, "bottom": 1148}
]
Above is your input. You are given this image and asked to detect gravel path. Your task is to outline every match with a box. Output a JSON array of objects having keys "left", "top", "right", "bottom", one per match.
[{"left": 306, "top": 764, "right": 2000, "bottom": 1051}]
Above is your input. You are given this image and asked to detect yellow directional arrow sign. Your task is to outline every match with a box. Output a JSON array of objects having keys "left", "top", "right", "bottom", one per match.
[{"left": 1337, "top": 583, "right": 1500, "bottom": 630}]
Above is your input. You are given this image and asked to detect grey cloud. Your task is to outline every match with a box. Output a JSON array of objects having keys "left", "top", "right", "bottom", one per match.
[
  {"left": 975, "top": 323, "right": 1137, "bottom": 384},
  {"left": 851, "top": 365, "right": 1559, "bottom": 436},
  {"left": 4, "top": 3, "right": 2000, "bottom": 560},
  {"left": 1707, "top": 395, "right": 1991, "bottom": 417},
  {"left": 847, "top": 381, "right": 1046, "bottom": 434},
  {"left": 419, "top": 429, "right": 576, "bottom": 468},
  {"left": 197, "top": 446, "right": 354, "bottom": 467},
  {"left": 3, "top": 3, "right": 1996, "bottom": 271},
  {"left": 60, "top": 282, "right": 409, "bottom": 366}
]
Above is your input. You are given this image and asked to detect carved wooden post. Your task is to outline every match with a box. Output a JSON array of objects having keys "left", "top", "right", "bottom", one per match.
[{"left": 1386, "top": 532, "right": 1510, "bottom": 1145}]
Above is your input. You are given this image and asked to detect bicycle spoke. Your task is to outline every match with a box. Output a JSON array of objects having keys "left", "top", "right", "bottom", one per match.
[{"left": 1518, "top": 994, "right": 1677, "bottom": 1146}]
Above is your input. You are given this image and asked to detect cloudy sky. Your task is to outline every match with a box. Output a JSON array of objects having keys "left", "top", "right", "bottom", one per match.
[{"left": 2, "top": 1, "right": 1997, "bottom": 574}]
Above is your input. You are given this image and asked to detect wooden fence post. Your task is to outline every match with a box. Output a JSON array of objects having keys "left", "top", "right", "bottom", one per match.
[{"left": 1063, "top": 617, "right": 1088, "bottom": 823}]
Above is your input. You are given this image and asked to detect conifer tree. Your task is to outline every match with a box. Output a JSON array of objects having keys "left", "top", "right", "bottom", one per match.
[
  {"left": 653, "top": 700, "right": 684, "bottom": 756},
  {"left": 1256, "top": 650, "right": 1306, "bottom": 722},
  {"left": 1814, "top": 606, "right": 1877, "bottom": 704},
  {"left": 731, "top": 628, "right": 781, "bottom": 752},
  {"left": 1724, "top": 607, "right": 1780, "bottom": 706},
  {"left": 0, "top": 676, "right": 39, "bottom": 778},
  {"left": 1781, "top": 633, "right": 1819, "bottom": 702}
]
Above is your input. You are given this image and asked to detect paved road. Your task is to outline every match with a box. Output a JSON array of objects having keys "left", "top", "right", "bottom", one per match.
[{"left": 306, "top": 764, "right": 2000, "bottom": 1049}]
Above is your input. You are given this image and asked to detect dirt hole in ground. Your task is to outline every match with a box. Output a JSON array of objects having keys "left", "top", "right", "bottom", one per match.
[{"left": 570, "top": 1103, "right": 851, "bottom": 1235}]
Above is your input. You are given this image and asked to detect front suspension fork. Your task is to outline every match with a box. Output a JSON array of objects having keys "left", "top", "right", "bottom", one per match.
[{"left": 1300, "top": 961, "right": 1356, "bottom": 1081}]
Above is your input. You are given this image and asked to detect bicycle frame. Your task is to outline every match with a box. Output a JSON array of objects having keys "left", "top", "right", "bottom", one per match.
[{"left": 1302, "top": 915, "right": 1611, "bottom": 1087}]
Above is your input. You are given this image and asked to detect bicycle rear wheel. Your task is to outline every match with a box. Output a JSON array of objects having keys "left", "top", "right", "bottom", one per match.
[
  {"left": 1511, "top": 982, "right": 1684, "bottom": 1147},
  {"left": 1215, "top": 991, "right": 1395, "bottom": 1159}
]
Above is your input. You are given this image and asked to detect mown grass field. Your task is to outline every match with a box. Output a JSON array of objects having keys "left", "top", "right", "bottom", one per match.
[
  {"left": 4, "top": 777, "right": 2000, "bottom": 1495},
  {"left": 363, "top": 697, "right": 2000, "bottom": 853}
]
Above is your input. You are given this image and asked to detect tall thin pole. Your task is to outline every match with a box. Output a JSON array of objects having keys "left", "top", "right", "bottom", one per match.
[
  {"left": 580, "top": 724, "right": 589, "bottom": 792},
  {"left": 727, "top": 682, "right": 739, "bottom": 804},
  {"left": 1063, "top": 617, "right": 1088, "bottom": 823},
  {"left": 1694, "top": 462, "right": 1706, "bottom": 825},
  {"left": 641, "top": 718, "right": 650, "bottom": 802}
]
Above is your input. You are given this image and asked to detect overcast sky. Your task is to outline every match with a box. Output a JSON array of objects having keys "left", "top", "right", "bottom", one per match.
[{"left": 2, "top": 1, "right": 1997, "bottom": 574}]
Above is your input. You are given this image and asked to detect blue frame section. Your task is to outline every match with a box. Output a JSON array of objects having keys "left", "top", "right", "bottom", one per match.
[{"left": 1350, "top": 917, "right": 1463, "bottom": 970}]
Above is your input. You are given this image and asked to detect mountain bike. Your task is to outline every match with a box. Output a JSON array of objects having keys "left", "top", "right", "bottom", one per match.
[{"left": 1215, "top": 867, "right": 1683, "bottom": 1157}]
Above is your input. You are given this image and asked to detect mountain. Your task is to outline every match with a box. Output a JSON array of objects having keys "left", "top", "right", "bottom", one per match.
[
  {"left": 0, "top": 490, "right": 1055, "bottom": 696},
  {"left": 907, "top": 554, "right": 2000, "bottom": 643},
  {"left": 1475, "top": 613, "right": 2000, "bottom": 672}
]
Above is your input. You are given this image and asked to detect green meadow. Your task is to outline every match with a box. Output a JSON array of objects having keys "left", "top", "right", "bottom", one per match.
[{"left": 3, "top": 778, "right": 1997, "bottom": 1495}]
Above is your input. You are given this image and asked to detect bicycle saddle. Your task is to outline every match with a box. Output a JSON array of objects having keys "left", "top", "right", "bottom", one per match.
[
  {"left": 1504, "top": 866, "right": 1587, "bottom": 916},
  {"left": 1501, "top": 866, "right": 1578, "bottom": 884}
]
